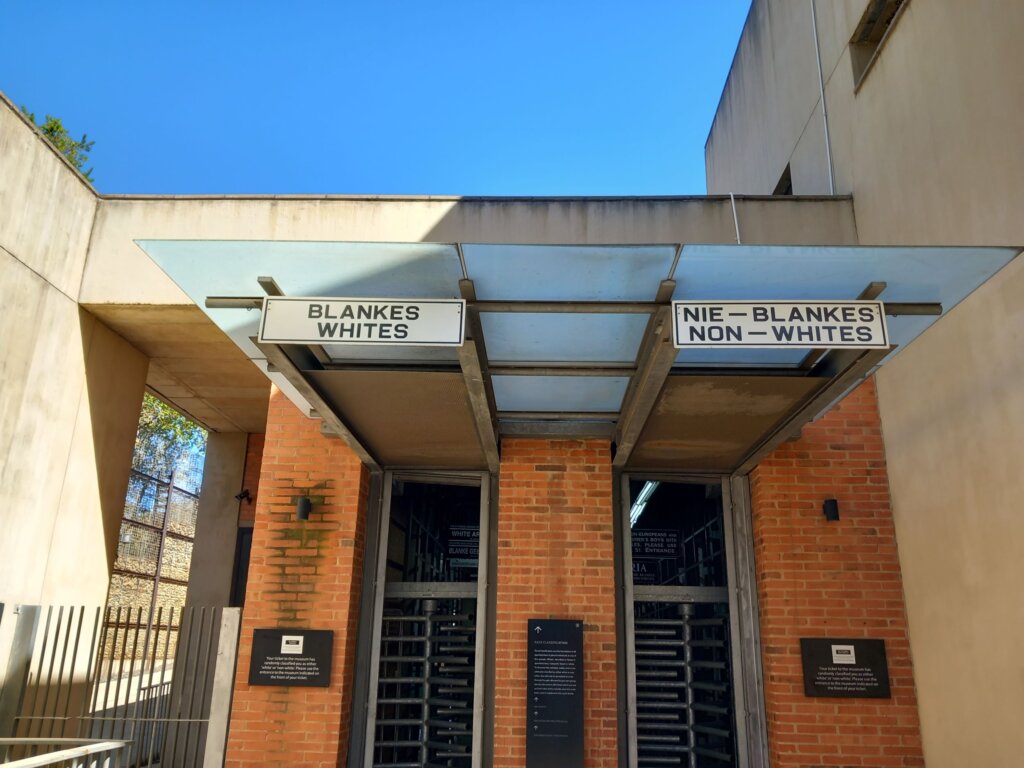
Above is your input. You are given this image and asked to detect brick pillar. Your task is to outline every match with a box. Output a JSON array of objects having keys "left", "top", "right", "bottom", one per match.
[
  {"left": 225, "top": 387, "right": 370, "bottom": 767},
  {"left": 750, "top": 379, "right": 924, "bottom": 766},
  {"left": 493, "top": 438, "right": 618, "bottom": 767}
]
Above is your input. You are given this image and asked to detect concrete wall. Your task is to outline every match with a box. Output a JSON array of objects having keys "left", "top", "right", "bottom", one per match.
[
  {"left": 186, "top": 432, "right": 247, "bottom": 606},
  {"left": 80, "top": 195, "right": 860, "bottom": 306},
  {"left": 0, "top": 97, "right": 148, "bottom": 605},
  {"left": 706, "top": 2, "right": 1024, "bottom": 763},
  {"left": 875, "top": 256, "right": 1024, "bottom": 766}
]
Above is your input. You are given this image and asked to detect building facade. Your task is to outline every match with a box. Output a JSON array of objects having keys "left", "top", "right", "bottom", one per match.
[{"left": 1, "top": 1, "right": 1022, "bottom": 766}]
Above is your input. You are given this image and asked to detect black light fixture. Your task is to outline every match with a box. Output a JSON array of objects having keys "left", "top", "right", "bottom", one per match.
[
  {"left": 822, "top": 498, "right": 840, "bottom": 522},
  {"left": 296, "top": 497, "right": 313, "bottom": 521}
]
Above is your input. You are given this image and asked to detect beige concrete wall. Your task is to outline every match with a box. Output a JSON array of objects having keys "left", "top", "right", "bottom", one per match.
[
  {"left": 41, "top": 317, "right": 148, "bottom": 603},
  {"left": 185, "top": 432, "right": 247, "bottom": 607},
  {"left": 875, "top": 255, "right": 1024, "bottom": 766},
  {"left": 845, "top": 0, "right": 1024, "bottom": 245},
  {"left": 81, "top": 195, "right": 860, "bottom": 305},
  {"left": 0, "top": 94, "right": 148, "bottom": 606},
  {"left": 706, "top": 1, "right": 1024, "bottom": 763}
]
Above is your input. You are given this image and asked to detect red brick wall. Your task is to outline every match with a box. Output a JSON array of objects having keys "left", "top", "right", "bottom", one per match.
[
  {"left": 493, "top": 438, "right": 618, "bottom": 767},
  {"left": 225, "top": 388, "right": 369, "bottom": 767},
  {"left": 750, "top": 378, "right": 924, "bottom": 767},
  {"left": 238, "top": 432, "right": 265, "bottom": 525}
]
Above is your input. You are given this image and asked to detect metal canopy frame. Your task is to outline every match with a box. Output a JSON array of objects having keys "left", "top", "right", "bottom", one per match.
[{"left": 213, "top": 265, "right": 940, "bottom": 474}]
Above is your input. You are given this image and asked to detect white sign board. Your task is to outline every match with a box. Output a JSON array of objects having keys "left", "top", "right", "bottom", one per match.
[
  {"left": 258, "top": 297, "right": 465, "bottom": 346},
  {"left": 673, "top": 301, "right": 889, "bottom": 349}
]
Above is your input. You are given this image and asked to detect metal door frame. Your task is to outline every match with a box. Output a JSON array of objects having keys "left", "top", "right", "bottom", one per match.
[
  {"left": 361, "top": 470, "right": 491, "bottom": 768},
  {"left": 617, "top": 473, "right": 768, "bottom": 768}
]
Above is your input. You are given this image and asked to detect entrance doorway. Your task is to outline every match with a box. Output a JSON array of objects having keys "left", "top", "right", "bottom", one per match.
[
  {"left": 363, "top": 474, "right": 490, "bottom": 768},
  {"left": 621, "top": 479, "right": 752, "bottom": 767}
]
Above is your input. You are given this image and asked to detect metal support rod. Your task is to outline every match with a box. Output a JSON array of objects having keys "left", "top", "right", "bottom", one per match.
[
  {"left": 729, "top": 193, "right": 742, "bottom": 244},
  {"left": 811, "top": 0, "right": 837, "bottom": 194},
  {"left": 458, "top": 279, "right": 500, "bottom": 474},
  {"left": 256, "top": 276, "right": 284, "bottom": 296},
  {"left": 149, "top": 471, "right": 174, "bottom": 634},
  {"left": 474, "top": 300, "right": 655, "bottom": 314},
  {"left": 681, "top": 603, "right": 697, "bottom": 768},
  {"left": 256, "top": 340, "right": 381, "bottom": 470}
]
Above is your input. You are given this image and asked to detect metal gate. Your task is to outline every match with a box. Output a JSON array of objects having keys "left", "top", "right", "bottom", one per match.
[
  {"left": 363, "top": 474, "right": 490, "bottom": 768},
  {"left": 0, "top": 604, "right": 239, "bottom": 767},
  {"left": 622, "top": 479, "right": 741, "bottom": 767}
]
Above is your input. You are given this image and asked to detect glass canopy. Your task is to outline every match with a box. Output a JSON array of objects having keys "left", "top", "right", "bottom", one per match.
[{"left": 140, "top": 240, "right": 1018, "bottom": 416}]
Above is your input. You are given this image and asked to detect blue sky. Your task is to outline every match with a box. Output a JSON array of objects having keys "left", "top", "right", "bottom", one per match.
[{"left": 1, "top": 2, "right": 751, "bottom": 195}]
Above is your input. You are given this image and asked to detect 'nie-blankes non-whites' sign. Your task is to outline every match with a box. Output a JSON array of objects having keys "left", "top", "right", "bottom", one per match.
[
  {"left": 673, "top": 301, "right": 889, "bottom": 349},
  {"left": 258, "top": 297, "right": 466, "bottom": 346}
]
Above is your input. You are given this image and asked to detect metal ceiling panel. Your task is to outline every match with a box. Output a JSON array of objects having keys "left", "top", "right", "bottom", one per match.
[
  {"left": 627, "top": 375, "right": 826, "bottom": 471},
  {"left": 307, "top": 370, "right": 486, "bottom": 468}
]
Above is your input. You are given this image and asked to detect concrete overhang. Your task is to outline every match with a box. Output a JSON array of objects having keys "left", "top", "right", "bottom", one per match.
[
  {"left": 81, "top": 194, "right": 1016, "bottom": 472},
  {"left": 80, "top": 194, "right": 862, "bottom": 435}
]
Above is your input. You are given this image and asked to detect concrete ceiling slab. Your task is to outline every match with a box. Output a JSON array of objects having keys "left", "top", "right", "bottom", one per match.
[{"left": 85, "top": 304, "right": 270, "bottom": 433}]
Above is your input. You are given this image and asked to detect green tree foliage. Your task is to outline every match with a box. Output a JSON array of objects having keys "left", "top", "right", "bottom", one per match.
[
  {"left": 20, "top": 106, "right": 95, "bottom": 182},
  {"left": 133, "top": 393, "right": 207, "bottom": 481}
]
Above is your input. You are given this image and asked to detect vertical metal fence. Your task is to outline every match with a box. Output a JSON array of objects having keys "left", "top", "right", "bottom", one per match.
[
  {"left": 110, "top": 470, "right": 200, "bottom": 619},
  {"left": 0, "top": 604, "right": 239, "bottom": 767}
]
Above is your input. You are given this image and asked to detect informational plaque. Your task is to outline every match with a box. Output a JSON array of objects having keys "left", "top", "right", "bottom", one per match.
[
  {"left": 248, "top": 628, "right": 333, "bottom": 687},
  {"left": 800, "top": 638, "right": 891, "bottom": 698},
  {"left": 527, "top": 619, "right": 584, "bottom": 768}
]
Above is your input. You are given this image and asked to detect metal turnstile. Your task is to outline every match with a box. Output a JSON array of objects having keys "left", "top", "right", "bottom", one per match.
[
  {"left": 373, "top": 598, "right": 476, "bottom": 768},
  {"left": 365, "top": 476, "right": 488, "bottom": 768},
  {"left": 633, "top": 601, "right": 735, "bottom": 766}
]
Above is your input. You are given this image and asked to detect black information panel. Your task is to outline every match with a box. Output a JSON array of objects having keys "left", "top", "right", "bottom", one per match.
[
  {"left": 248, "top": 628, "right": 333, "bottom": 687},
  {"left": 527, "top": 619, "right": 584, "bottom": 768},
  {"left": 800, "top": 638, "right": 891, "bottom": 698}
]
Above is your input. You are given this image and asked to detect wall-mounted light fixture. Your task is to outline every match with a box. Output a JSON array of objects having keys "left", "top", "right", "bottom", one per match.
[
  {"left": 234, "top": 489, "right": 252, "bottom": 503},
  {"left": 296, "top": 497, "right": 313, "bottom": 521},
  {"left": 822, "top": 498, "right": 840, "bottom": 522}
]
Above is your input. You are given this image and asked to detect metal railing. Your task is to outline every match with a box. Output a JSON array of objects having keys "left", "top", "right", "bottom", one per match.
[
  {"left": 0, "top": 739, "right": 129, "bottom": 768},
  {"left": 0, "top": 604, "right": 239, "bottom": 768}
]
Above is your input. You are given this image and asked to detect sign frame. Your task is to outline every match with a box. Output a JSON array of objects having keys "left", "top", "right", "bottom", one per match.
[
  {"left": 526, "top": 619, "right": 584, "bottom": 768},
  {"left": 257, "top": 296, "right": 466, "bottom": 347},
  {"left": 672, "top": 300, "right": 890, "bottom": 349},
  {"left": 248, "top": 628, "right": 334, "bottom": 688},
  {"left": 799, "top": 637, "right": 891, "bottom": 699}
]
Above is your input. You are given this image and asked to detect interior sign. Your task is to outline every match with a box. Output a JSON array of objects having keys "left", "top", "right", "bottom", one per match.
[
  {"left": 673, "top": 301, "right": 889, "bottom": 349},
  {"left": 258, "top": 296, "right": 465, "bottom": 346}
]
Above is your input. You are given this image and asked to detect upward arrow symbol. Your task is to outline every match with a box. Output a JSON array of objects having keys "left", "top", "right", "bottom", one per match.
[{"left": 534, "top": 626, "right": 542, "bottom": 634}]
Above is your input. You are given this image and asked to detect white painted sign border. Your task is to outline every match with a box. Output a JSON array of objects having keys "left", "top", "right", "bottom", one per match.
[
  {"left": 673, "top": 300, "right": 890, "bottom": 349},
  {"left": 258, "top": 296, "right": 466, "bottom": 347}
]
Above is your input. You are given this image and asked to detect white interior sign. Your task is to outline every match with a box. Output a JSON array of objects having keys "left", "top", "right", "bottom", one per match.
[
  {"left": 258, "top": 297, "right": 465, "bottom": 346},
  {"left": 673, "top": 301, "right": 889, "bottom": 349}
]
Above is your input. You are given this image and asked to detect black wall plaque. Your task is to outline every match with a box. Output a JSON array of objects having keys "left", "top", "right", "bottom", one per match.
[
  {"left": 527, "top": 619, "right": 584, "bottom": 768},
  {"left": 800, "top": 638, "right": 891, "bottom": 698},
  {"left": 248, "top": 628, "right": 333, "bottom": 687}
]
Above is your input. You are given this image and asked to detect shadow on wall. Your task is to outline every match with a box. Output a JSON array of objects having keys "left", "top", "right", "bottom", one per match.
[{"left": 78, "top": 308, "right": 150, "bottom": 581}]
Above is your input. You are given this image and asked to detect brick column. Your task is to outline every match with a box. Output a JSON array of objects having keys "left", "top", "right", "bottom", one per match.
[
  {"left": 493, "top": 438, "right": 618, "bottom": 767},
  {"left": 750, "top": 379, "right": 924, "bottom": 766},
  {"left": 225, "top": 387, "right": 370, "bottom": 767}
]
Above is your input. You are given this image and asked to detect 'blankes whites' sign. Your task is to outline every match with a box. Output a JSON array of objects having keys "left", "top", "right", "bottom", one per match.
[
  {"left": 258, "top": 297, "right": 465, "bottom": 346},
  {"left": 673, "top": 301, "right": 889, "bottom": 349}
]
